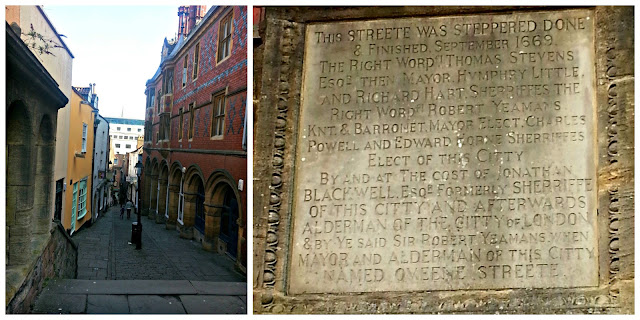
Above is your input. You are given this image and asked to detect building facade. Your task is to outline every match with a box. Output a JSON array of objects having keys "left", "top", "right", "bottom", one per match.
[
  {"left": 142, "top": 5, "right": 248, "bottom": 271},
  {"left": 104, "top": 117, "right": 145, "bottom": 156},
  {"left": 6, "top": 20, "right": 77, "bottom": 314},
  {"left": 6, "top": 5, "right": 76, "bottom": 231},
  {"left": 60, "top": 87, "right": 97, "bottom": 234},
  {"left": 91, "top": 114, "right": 111, "bottom": 223}
]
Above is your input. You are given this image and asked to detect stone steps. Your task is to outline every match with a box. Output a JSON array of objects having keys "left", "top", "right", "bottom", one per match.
[{"left": 32, "top": 279, "right": 247, "bottom": 314}]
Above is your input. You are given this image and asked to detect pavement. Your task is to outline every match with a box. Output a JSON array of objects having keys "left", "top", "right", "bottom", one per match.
[{"left": 32, "top": 205, "right": 246, "bottom": 314}]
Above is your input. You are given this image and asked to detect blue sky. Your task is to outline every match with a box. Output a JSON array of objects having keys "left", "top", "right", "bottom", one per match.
[{"left": 42, "top": 5, "right": 186, "bottom": 120}]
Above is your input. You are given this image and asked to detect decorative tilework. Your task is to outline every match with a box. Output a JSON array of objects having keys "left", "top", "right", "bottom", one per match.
[
  {"left": 233, "top": 7, "right": 247, "bottom": 54},
  {"left": 226, "top": 95, "right": 237, "bottom": 135},
  {"left": 174, "top": 59, "right": 247, "bottom": 105}
]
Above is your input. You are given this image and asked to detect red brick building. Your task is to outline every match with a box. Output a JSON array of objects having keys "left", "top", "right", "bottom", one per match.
[{"left": 142, "top": 5, "right": 247, "bottom": 271}]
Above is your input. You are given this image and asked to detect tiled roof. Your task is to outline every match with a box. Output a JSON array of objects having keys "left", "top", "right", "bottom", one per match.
[
  {"left": 72, "top": 86, "right": 91, "bottom": 100},
  {"left": 103, "top": 117, "right": 144, "bottom": 126}
]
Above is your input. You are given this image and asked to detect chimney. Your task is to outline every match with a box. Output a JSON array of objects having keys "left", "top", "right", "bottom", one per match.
[
  {"left": 178, "top": 5, "right": 207, "bottom": 39},
  {"left": 177, "top": 6, "right": 189, "bottom": 38}
]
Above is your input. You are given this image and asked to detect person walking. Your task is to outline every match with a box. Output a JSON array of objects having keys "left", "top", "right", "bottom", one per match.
[
  {"left": 125, "top": 199, "right": 133, "bottom": 219},
  {"left": 120, "top": 205, "right": 125, "bottom": 219}
]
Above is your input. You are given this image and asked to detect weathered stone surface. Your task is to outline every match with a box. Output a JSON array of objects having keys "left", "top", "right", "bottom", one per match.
[
  {"left": 86, "top": 295, "right": 129, "bottom": 314},
  {"left": 253, "top": 6, "right": 634, "bottom": 314},
  {"left": 127, "top": 295, "right": 186, "bottom": 314},
  {"left": 290, "top": 9, "right": 598, "bottom": 294},
  {"left": 32, "top": 294, "right": 86, "bottom": 314},
  {"left": 179, "top": 295, "right": 246, "bottom": 314}
]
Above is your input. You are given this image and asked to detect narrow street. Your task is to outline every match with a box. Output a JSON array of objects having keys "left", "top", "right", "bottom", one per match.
[{"left": 32, "top": 206, "right": 246, "bottom": 314}]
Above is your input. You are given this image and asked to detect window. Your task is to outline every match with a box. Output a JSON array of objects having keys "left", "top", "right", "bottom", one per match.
[
  {"left": 159, "top": 114, "right": 170, "bottom": 141},
  {"left": 157, "top": 91, "right": 161, "bottom": 113},
  {"left": 126, "top": 144, "right": 131, "bottom": 149},
  {"left": 114, "top": 158, "right": 118, "bottom": 165},
  {"left": 217, "top": 12, "right": 233, "bottom": 62},
  {"left": 117, "top": 127, "right": 121, "bottom": 131},
  {"left": 77, "top": 179, "right": 87, "bottom": 219},
  {"left": 115, "top": 144, "right": 121, "bottom": 148},
  {"left": 127, "top": 128, "right": 131, "bottom": 132},
  {"left": 119, "top": 135, "right": 123, "bottom": 139},
  {"left": 138, "top": 128, "right": 142, "bottom": 132},
  {"left": 149, "top": 91, "right": 155, "bottom": 110},
  {"left": 178, "top": 186, "right": 184, "bottom": 224},
  {"left": 178, "top": 108, "right": 184, "bottom": 140},
  {"left": 71, "top": 183, "right": 77, "bottom": 224},
  {"left": 182, "top": 55, "right": 188, "bottom": 87},
  {"left": 193, "top": 43, "right": 200, "bottom": 80},
  {"left": 124, "top": 136, "right": 128, "bottom": 140},
  {"left": 188, "top": 103, "right": 195, "bottom": 139},
  {"left": 211, "top": 92, "right": 225, "bottom": 137},
  {"left": 81, "top": 123, "right": 87, "bottom": 152}
]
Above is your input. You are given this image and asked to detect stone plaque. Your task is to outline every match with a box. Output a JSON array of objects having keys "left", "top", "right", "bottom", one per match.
[{"left": 289, "top": 9, "right": 597, "bottom": 294}]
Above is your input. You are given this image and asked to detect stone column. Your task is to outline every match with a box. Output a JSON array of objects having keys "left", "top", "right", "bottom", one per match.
[
  {"left": 179, "top": 193, "right": 196, "bottom": 239},
  {"left": 166, "top": 184, "right": 179, "bottom": 230},
  {"left": 202, "top": 203, "right": 221, "bottom": 252}
]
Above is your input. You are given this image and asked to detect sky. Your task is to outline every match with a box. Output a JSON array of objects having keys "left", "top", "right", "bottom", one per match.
[{"left": 41, "top": 5, "right": 189, "bottom": 120}]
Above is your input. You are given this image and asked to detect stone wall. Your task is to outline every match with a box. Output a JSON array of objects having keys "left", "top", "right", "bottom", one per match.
[
  {"left": 253, "top": 6, "right": 634, "bottom": 314},
  {"left": 6, "top": 223, "right": 77, "bottom": 314}
]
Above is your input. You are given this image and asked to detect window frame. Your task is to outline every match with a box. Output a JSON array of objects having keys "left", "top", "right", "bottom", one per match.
[
  {"left": 188, "top": 102, "right": 195, "bottom": 140},
  {"left": 217, "top": 11, "right": 233, "bottom": 63},
  {"left": 192, "top": 42, "right": 200, "bottom": 80},
  {"left": 81, "top": 123, "right": 87, "bottom": 152},
  {"left": 182, "top": 55, "right": 188, "bottom": 88},
  {"left": 77, "top": 179, "right": 88, "bottom": 220},
  {"left": 178, "top": 107, "right": 184, "bottom": 141},
  {"left": 210, "top": 91, "right": 226, "bottom": 139}
]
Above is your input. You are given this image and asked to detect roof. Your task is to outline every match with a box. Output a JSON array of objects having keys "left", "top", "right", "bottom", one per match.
[
  {"left": 72, "top": 85, "right": 98, "bottom": 108},
  {"left": 72, "top": 86, "right": 90, "bottom": 99},
  {"left": 103, "top": 117, "right": 144, "bottom": 126}
]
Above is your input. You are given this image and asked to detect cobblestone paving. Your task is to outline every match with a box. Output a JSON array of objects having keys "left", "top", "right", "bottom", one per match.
[{"left": 72, "top": 206, "right": 244, "bottom": 282}]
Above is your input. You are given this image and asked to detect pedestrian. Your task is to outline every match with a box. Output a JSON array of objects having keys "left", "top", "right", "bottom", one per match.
[
  {"left": 126, "top": 199, "right": 133, "bottom": 219},
  {"left": 120, "top": 205, "right": 124, "bottom": 219}
]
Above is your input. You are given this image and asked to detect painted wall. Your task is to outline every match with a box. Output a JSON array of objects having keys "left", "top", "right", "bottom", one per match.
[
  {"left": 92, "top": 115, "right": 110, "bottom": 218},
  {"left": 62, "top": 90, "right": 95, "bottom": 234},
  {"left": 6, "top": 5, "right": 75, "bottom": 224}
]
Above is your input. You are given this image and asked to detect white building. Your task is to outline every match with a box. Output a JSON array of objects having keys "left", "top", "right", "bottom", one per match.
[
  {"left": 126, "top": 146, "right": 144, "bottom": 208},
  {"left": 104, "top": 117, "right": 144, "bottom": 155},
  {"left": 91, "top": 114, "right": 110, "bottom": 222}
]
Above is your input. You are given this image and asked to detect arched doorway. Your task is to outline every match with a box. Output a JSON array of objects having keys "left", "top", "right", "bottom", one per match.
[
  {"left": 6, "top": 101, "right": 34, "bottom": 266},
  {"left": 195, "top": 181, "right": 205, "bottom": 234},
  {"left": 219, "top": 185, "right": 239, "bottom": 258}
]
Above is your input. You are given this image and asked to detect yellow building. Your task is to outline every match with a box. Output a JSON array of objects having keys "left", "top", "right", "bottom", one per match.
[{"left": 63, "top": 87, "right": 97, "bottom": 233}]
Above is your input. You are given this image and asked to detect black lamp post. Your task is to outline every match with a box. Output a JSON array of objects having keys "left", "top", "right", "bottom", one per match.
[{"left": 133, "top": 156, "right": 143, "bottom": 249}]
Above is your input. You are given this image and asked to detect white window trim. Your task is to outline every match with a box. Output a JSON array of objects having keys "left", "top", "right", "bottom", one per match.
[
  {"left": 77, "top": 179, "right": 88, "bottom": 220},
  {"left": 82, "top": 123, "right": 88, "bottom": 153},
  {"left": 177, "top": 174, "right": 184, "bottom": 225}
]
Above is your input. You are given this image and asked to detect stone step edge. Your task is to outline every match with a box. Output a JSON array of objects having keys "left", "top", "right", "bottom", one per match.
[{"left": 41, "top": 279, "right": 247, "bottom": 296}]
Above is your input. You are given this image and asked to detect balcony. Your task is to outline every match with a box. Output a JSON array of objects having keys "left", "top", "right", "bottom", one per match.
[{"left": 160, "top": 94, "right": 173, "bottom": 114}]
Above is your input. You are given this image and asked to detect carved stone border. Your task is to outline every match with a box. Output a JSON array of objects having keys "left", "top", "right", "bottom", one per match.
[{"left": 254, "top": 6, "right": 634, "bottom": 314}]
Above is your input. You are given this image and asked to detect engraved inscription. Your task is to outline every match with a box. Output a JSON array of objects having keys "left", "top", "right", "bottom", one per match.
[{"left": 290, "top": 10, "right": 597, "bottom": 294}]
